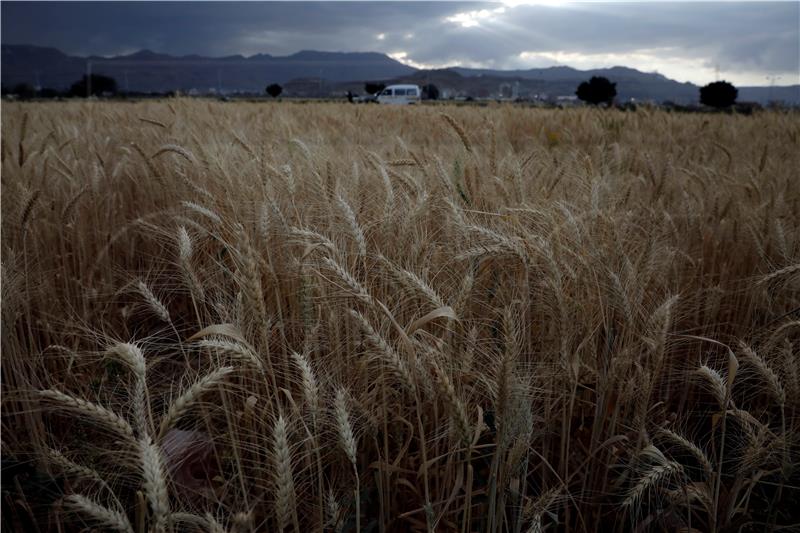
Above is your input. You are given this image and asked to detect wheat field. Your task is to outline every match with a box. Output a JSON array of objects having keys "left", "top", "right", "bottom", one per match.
[{"left": 2, "top": 100, "right": 799, "bottom": 532}]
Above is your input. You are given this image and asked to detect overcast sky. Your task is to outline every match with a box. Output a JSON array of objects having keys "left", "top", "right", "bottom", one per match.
[{"left": 2, "top": 1, "right": 798, "bottom": 86}]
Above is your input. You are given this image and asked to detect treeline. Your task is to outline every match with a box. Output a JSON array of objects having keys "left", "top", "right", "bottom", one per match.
[
  {"left": 2, "top": 74, "right": 123, "bottom": 99},
  {"left": 574, "top": 76, "right": 743, "bottom": 109},
  {"left": 2, "top": 72, "right": 774, "bottom": 111}
]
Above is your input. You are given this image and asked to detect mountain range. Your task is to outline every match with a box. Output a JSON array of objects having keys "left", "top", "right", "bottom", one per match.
[{"left": 3, "top": 44, "right": 798, "bottom": 104}]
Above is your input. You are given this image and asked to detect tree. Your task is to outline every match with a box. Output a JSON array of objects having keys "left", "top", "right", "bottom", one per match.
[
  {"left": 364, "top": 82, "right": 386, "bottom": 95},
  {"left": 422, "top": 83, "right": 440, "bottom": 100},
  {"left": 39, "top": 88, "right": 62, "bottom": 98},
  {"left": 69, "top": 74, "right": 117, "bottom": 97},
  {"left": 575, "top": 76, "right": 617, "bottom": 106},
  {"left": 12, "top": 83, "right": 37, "bottom": 100},
  {"left": 266, "top": 83, "right": 283, "bottom": 98},
  {"left": 699, "top": 80, "right": 737, "bottom": 109}
]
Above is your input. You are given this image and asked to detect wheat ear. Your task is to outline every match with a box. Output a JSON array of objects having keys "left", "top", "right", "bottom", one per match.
[
  {"left": 336, "top": 194, "right": 367, "bottom": 258},
  {"left": 320, "top": 257, "right": 372, "bottom": 304},
  {"left": 20, "top": 188, "right": 41, "bottom": 231},
  {"left": 196, "top": 338, "right": 264, "bottom": 371},
  {"left": 152, "top": 143, "right": 196, "bottom": 163},
  {"left": 39, "top": 389, "right": 134, "bottom": 440},
  {"left": 334, "top": 389, "right": 358, "bottom": 466},
  {"left": 759, "top": 263, "right": 800, "bottom": 284},
  {"left": 182, "top": 201, "right": 222, "bottom": 224},
  {"left": 696, "top": 364, "right": 728, "bottom": 407},
  {"left": 334, "top": 388, "right": 360, "bottom": 532},
  {"left": 656, "top": 428, "right": 713, "bottom": 479},
  {"left": 430, "top": 359, "right": 472, "bottom": 445},
  {"left": 739, "top": 343, "right": 786, "bottom": 405},
  {"left": 378, "top": 254, "right": 445, "bottom": 309},
  {"left": 158, "top": 366, "right": 234, "bottom": 439},
  {"left": 441, "top": 113, "right": 473, "bottom": 153},
  {"left": 139, "top": 436, "right": 169, "bottom": 533},
  {"left": 64, "top": 494, "right": 134, "bottom": 533},
  {"left": 289, "top": 227, "right": 337, "bottom": 254},
  {"left": 47, "top": 448, "right": 107, "bottom": 487},
  {"left": 177, "top": 226, "right": 205, "bottom": 301},
  {"left": 136, "top": 281, "right": 170, "bottom": 323},
  {"left": 107, "top": 342, "right": 150, "bottom": 436},
  {"left": 349, "top": 309, "right": 415, "bottom": 393},
  {"left": 623, "top": 445, "right": 682, "bottom": 508},
  {"left": 291, "top": 351, "right": 320, "bottom": 415},
  {"left": 272, "top": 415, "right": 298, "bottom": 531}
]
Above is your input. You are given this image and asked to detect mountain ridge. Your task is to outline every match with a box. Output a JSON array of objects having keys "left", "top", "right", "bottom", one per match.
[{"left": 2, "top": 44, "right": 798, "bottom": 104}]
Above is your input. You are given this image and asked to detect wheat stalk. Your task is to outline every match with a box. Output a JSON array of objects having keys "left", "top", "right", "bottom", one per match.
[{"left": 61, "top": 187, "right": 87, "bottom": 221}]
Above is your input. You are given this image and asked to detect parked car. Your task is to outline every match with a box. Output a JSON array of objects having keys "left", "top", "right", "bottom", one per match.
[{"left": 376, "top": 84, "right": 421, "bottom": 105}]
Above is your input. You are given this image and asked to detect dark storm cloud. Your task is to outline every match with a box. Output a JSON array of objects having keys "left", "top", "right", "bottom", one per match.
[
  {"left": 2, "top": 1, "right": 798, "bottom": 85},
  {"left": 1, "top": 2, "right": 476, "bottom": 56}
]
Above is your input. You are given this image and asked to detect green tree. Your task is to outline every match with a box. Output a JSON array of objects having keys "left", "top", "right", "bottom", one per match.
[
  {"left": 266, "top": 83, "right": 283, "bottom": 98},
  {"left": 422, "top": 83, "right": 440, "bottom": 100},
  {"left": 69, "top": 74, "right": 118, "bottom": 97},
  {"left": 575, "top": 76, "right": 617, "bottom": 106},
  {"left": 364, "top": 82, "right": 386, "bottom": 95},
  {"left": 700, "top": 80, "right": 738, "bottom": 108},
  {"left": 12, "top": 83, "right": 37, "bottom": 100}
]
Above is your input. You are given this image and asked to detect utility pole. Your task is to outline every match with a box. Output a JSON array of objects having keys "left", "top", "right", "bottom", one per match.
[{"left": 766, "top": 75, "right": 781, "bottom": 104}]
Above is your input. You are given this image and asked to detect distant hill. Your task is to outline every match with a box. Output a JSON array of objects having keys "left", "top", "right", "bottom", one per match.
[
  {"left": 450, "top": 65, "right": 699, "bottom": 103},
  {"left": 2, "top": 44, "right": 798, "bottom": 104},
  {"left": 1, "top": 44, "right": 415, "bottom": 93}
]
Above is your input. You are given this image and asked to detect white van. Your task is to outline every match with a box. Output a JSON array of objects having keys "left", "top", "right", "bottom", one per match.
[{"left": 376, "top": 84, "right": 421, "bottom": 105}]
